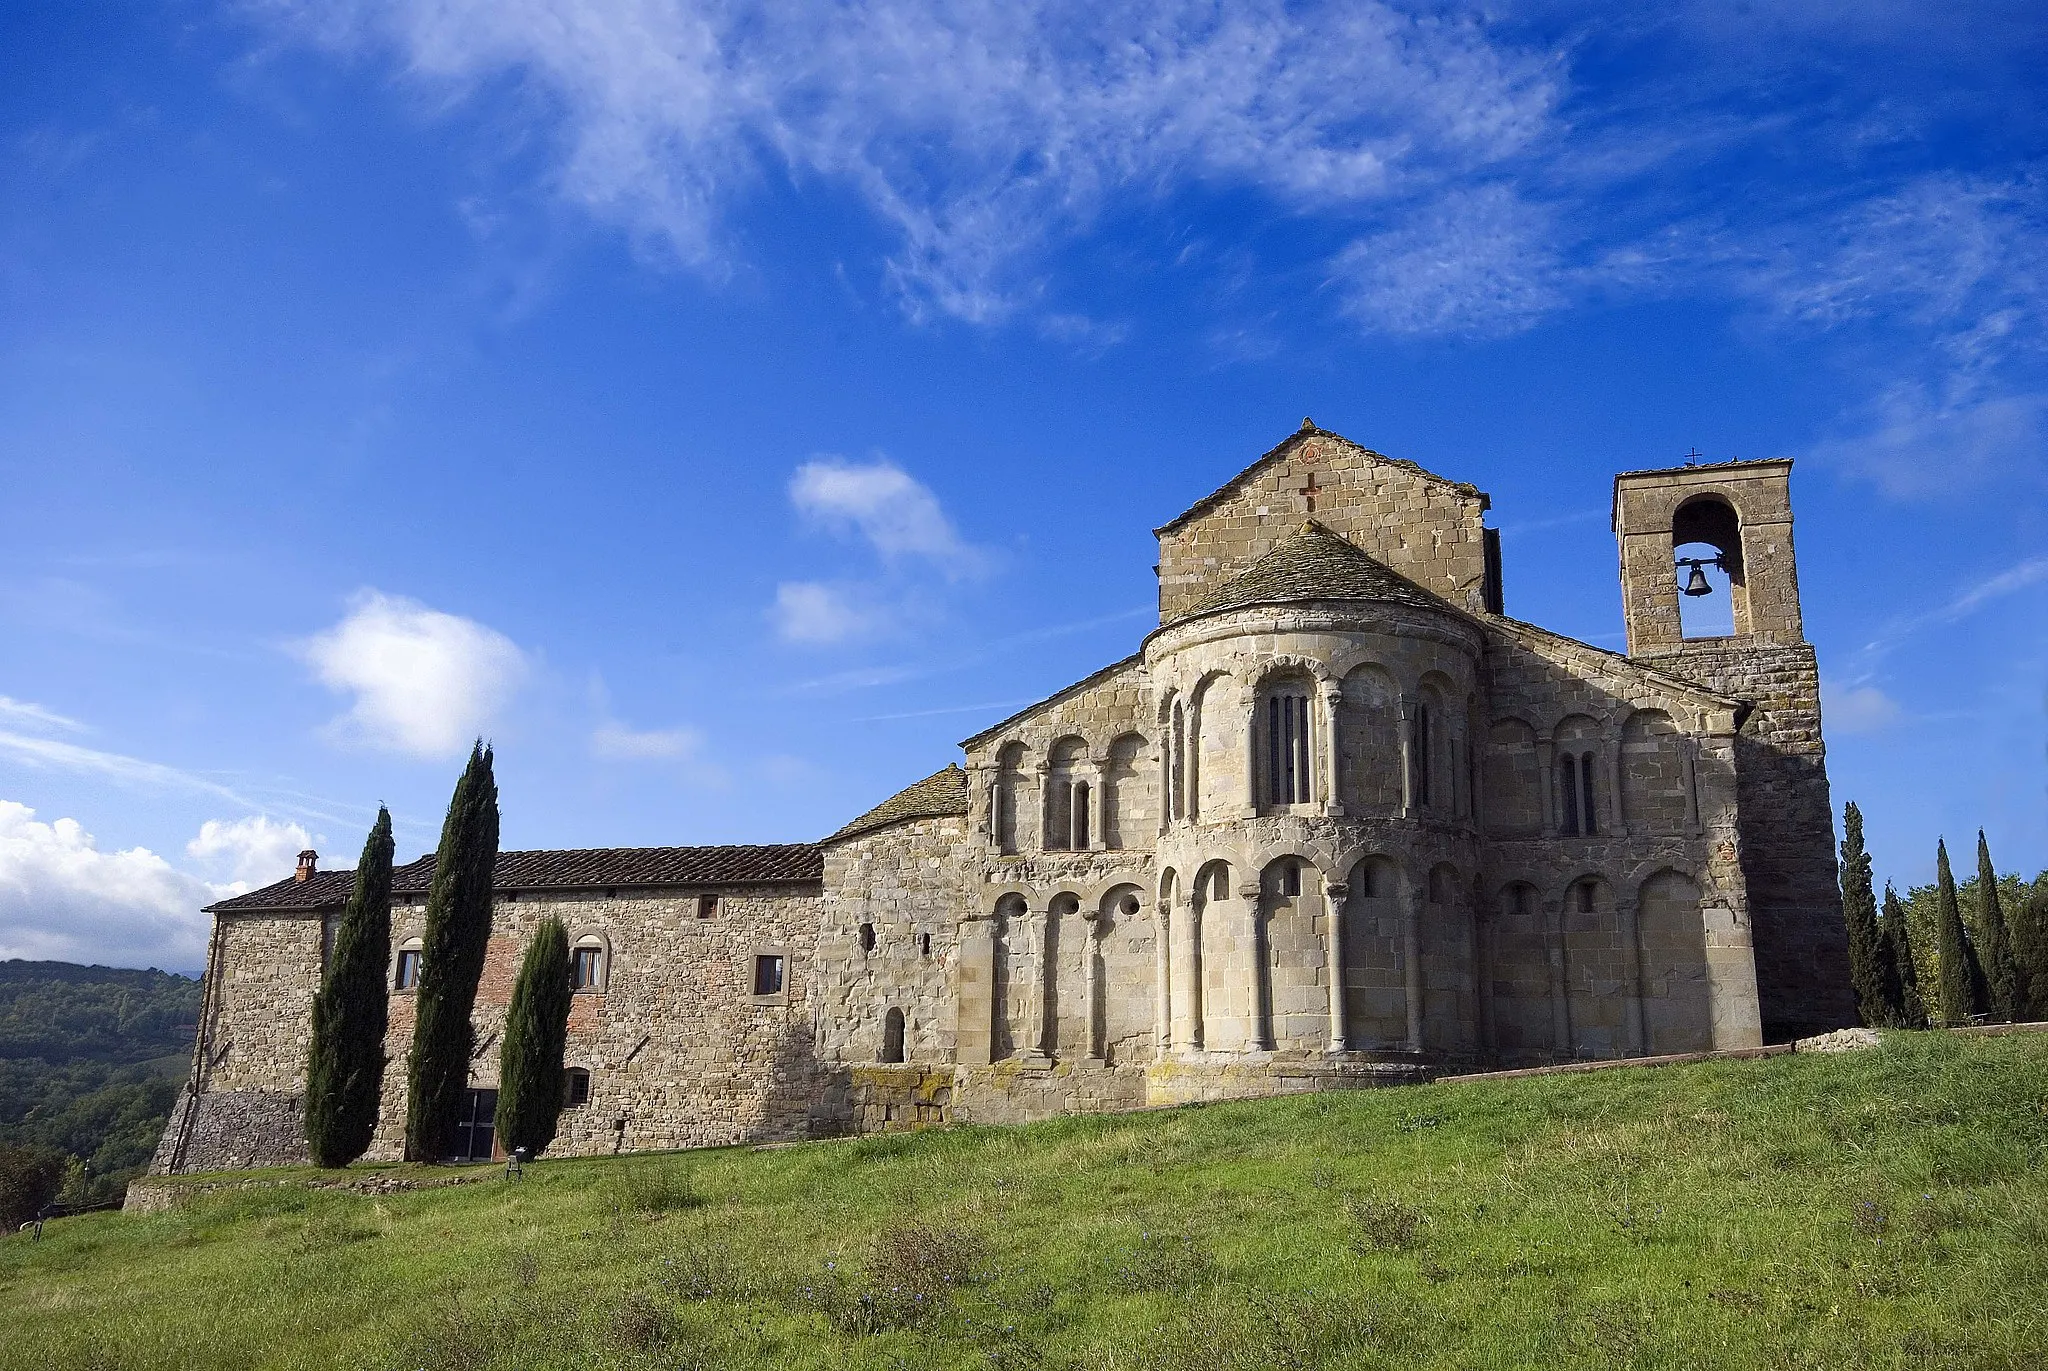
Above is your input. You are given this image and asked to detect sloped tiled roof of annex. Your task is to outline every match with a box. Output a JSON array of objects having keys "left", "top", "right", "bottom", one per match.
[
  {"left": 1152, "top": 422, "right": 1486, "bottom": 538},
  {"left": 826, "top": 763, "right": 971, "bottom": 843},
  {"left": 204, "top": 843, "right": 824, "bottom": 913},
  {"left": 1167, "top": 520, "right": 1455, "bottom": 626}
]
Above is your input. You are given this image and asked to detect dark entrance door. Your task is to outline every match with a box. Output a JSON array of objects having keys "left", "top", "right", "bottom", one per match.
[{"left": 451, "top": 1088, "right": 498, "bottom": 1162}]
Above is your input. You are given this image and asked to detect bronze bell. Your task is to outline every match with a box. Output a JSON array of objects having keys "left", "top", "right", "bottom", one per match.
[{"left": 1680, "top": 562, "right": 1713, "bottom": 597}]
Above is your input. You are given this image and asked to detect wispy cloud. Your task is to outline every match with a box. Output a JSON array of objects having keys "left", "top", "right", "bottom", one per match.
[
  {"left": 1846, "top": 554, "right": 2048, "bottom": 677},
  {"left": 0, "top": 730, "right": 252, "bottom": 806},
  {"left": 1332, "top": 185, "right": 1566, "bottom": 339},
  {"left": 592, "top": 721, "right": 703, "bottom": 761},
  {"left": 0, "top": 696, "right": 87, "bottom": 734},
  {"left": 261, "top": 1, "right": 1556, "bottom": 323}
]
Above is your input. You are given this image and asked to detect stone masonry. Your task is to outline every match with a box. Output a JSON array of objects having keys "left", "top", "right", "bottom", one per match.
[{"left": 152, "top": 423, "right": 1853, "bottom": 1175}]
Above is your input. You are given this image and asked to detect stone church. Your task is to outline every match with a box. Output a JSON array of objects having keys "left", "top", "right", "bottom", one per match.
[{"left": 154, "top": 423, "right": 1854, "bottom": 1173}]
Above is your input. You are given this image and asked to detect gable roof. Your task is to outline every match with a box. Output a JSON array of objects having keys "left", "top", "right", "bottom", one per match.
[
  {"left": 826, "top": 763, "right": 971, "bottom": 843},
  {"left": 1167, "top": 520, "right": 1455, "bottom": 625},
  {"left": 1153, "top": 422, "right": 1484, "bottom": 538},
  {"left": 204, "top": 843, "right": 824, "bottom": 914}
]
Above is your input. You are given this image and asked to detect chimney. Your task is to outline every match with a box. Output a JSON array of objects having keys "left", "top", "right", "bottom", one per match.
[{"left": 295, "top": 850, "right": 318, "bottom": 883}]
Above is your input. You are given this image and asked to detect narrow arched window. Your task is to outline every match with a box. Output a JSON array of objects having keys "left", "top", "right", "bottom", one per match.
[
  {"left": 1412, "top": 705, "right": 1433, "bottom": 808},
  {"left": 1072, "top": 780, "right": 1090, "bottom": 850},
  {"left": 1281, "top": 862, "right": 1302, "bottom": 897},
  {"left": 1579, "top": 752, "right": 1598, "bottom": 836},
  {"left": 859, "top": 923, "right": 876, "bottom": 954},
  {"left": 1170, "top": 701, "right": 1187, "bottom": 821},
  {"left": 880, "top": 1008, "right": 906, "bottom": 1064},
  {"left": 1576, "top": 881, "right": 1596, "bottom": 915},
  {"left": 1559, "top": 753, "right": 1581, "bottom": 835},
  {"left": 1265, "top": 684, "right": 1312, "bottom": 806},
  {"left": 919, "top": 932, "right": 932, "bottom": 958}
]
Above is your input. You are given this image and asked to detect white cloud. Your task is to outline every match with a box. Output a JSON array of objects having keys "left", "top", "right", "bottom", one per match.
[
  {"left": 772, "top": 580, "right": 893, "bottom": 645},
  {"left": 592, "top": 721, "right": 703, "bottom": 760},
  {"left": 299, "top": 591, "right": 527, "bottom": 759},
  {"left": 789, "top": 457, "right": 981, "bottom": 572},
  {"left": 261, "top": 0, "right": 1556, "bottom": 321},
  {"left": 1332, "top": 185, "right": 1566, "bottom": 338},
  {"left": 0, "top": 801, "right": 213, "bottom": 970},
  {"left": 0, "top": 696, "right": 86, "bottom": 733},
  {"left": 1823, "top": 682, "right": 1905, "bottom": 734},
  {"left": 186, "top": 815, "right": 317, "bottom": 890}
]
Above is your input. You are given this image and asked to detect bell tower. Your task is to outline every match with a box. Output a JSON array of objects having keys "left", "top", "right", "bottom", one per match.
[
  {"left": 1614, "top": 458, "right": 1803, "bottom": 654},
  {"left": 1611, "top": 457, "right": 1853, "bottom": 1040}
]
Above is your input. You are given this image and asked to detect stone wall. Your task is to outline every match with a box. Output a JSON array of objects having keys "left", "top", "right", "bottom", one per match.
[
  {"left": 1636, "top": 642, "right": 1854, "bottom": 1040},
  {"left": 1156, "top": 431, "right": 1491, "bottom": 621},
  {"left": 815, "top": 815, "right": 980, "bottom": 1066}
]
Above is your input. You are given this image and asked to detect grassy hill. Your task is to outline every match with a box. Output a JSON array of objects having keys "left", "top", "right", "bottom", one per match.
[
  {"left": 4, "top": 1031, "right": 2046, "bottom": 1371},
  {"left": 0, "top": 961, "right": 199, "bottom": 1205}
]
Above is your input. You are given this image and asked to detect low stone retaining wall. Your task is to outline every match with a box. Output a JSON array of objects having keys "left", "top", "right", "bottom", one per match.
[
  {"left": 1145, "top": 1055, "right": 1427, "bottom": 1106},
  {"left": 125, "top": 1169, "right": 484, "bottom": 1214},
  {"left": 950, "top": 1061, "right": 1149, "bottom": 1126}
]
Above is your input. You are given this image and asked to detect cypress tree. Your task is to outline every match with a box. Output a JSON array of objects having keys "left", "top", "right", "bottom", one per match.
[
  {"left": 1974, "top": 831, "right": 2019, "bottom": 1021},
  {"left": 304, "top": 808, "right": 396, "bottom": 1167},
  {"left": 495, "top": 917, "right": 574, "bottom": 1158},
  {"left": 2011, "top": 881, "right": 2048, "bottom": 1021},
  {"left": 1880, "top": 883, "right": 1927, "bottom": 1029},
  {"left": 1932, "top": 839, "right": 1980, "bottom": 1026},
  {"left": 1838, "top": 803, "right": 1888, "bottom": 1025},
  {"left": 404, "top": 742, "right": 500, "bottom": 1163}
]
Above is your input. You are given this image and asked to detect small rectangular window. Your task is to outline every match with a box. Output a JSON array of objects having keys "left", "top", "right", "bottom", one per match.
[
  {"left": 697, "top": 895, "right": 718, "bottom": 919},
  {"left": 394, "top": 949, "right": 421, "bottom": 991},
  {"left": 752, "top": 954, "right": 785, "bottom": 997},
  {"left": 1282, "top": 862, "right": 1302, "bottom": 897},
  {"left": 571, "top": 946, "right": 602, "bottom": 990},
  {"left": 563, "top": 1068, "right": 591, "bottom": 1107}
]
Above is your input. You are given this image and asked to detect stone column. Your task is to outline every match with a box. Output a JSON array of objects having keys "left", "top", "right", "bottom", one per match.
[
  {"left": 1319, "top": 682, "right": 1345, "bottom": 817},
  {"left": 1617, "top": 896, "right": 1647, "bottom": 1058},
  {"left": 1535, "top": 734, "right": 1557, "bottom": 837},
  {"left": 1397, "top": 697, "right": 1416, "bottom": 819},
  {"left": 1241, "top": 686, "right": 1260, "bottom": 817},
  {"left": 1401, "top": 877, "right": 1424, "bottom": 1053},
  {"left": 1546, "top": 898, "right": 1571, "bottom": 1056},
  {"left": 1680, "top": 738, "right": 1703, "bottom": 836},
  {"left": 1182, "top": 892, "right": 1206, "bottom": 1050},
  {"left": 1604, "top": 727, "right": 1627, "bottom": 837},
  {"left": 1082, "top": 909, "right": 1103, "bottom": 1062},
  {"left": 1242, "top": 881, "right": 1272, "bottom": 1051},
  {"left": 1153, "top": 897, "right": 1173, "bottom": 1058},
  {"left": 1323, "top": 883, "right": 1349, "bottom": 1053},
  {"left": 1702, "top": 901, "right": 1763, "bottom": 1051},
  {"left": 1020, "top": 903, "right": 1054, "bottom": 1066},
  {"left": 1032, "top": 763, "right": 1051, "bottom": 852},
  {"left": 1084, "top": 765, "right": 1107, "bottom": 851},
  {"left": 1187, "top": 693, "right": 1205, "bottom": 822}
]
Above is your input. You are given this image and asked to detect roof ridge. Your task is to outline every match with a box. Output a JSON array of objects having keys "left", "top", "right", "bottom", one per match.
[
  {"left": 1152, "top": 426, "right": 1482, "bottom": 538},
  {"left": 826, "top": 763, "right": 971, "bottom": 843}
]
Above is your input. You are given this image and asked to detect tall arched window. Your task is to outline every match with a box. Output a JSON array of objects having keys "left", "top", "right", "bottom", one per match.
[
  {"left": 1169, "top": 700, "right": 1187, "bottom": 822},
  {"left": 1411, "top": 704, "right": 1433, "bottom": 809},
  {"left": 1264, "top": 681, "right": 1313, "bottom": 807},
  {"left": 995, "top": 742, "right": 1028, "bottom": 854},
  {"left": 1557, "top": 750, "right": 1598, "bottom": 835}
]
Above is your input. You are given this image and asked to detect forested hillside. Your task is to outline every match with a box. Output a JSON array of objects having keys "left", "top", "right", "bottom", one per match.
[{"left": 0, "top": 961, "right": 200, "bottom": 1206}]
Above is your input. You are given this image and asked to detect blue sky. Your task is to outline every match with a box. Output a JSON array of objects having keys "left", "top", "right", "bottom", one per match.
[{"left": 2, "top": 0, "right": 2044, "bottom": 973}]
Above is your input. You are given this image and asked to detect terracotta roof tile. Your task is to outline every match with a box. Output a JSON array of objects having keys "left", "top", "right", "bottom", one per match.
[
  {"left": 826, "top": 764, "right": 970, "bottom": 842},
  {"left": 205, "top": 844, "right": 823, "bottom": 913}
]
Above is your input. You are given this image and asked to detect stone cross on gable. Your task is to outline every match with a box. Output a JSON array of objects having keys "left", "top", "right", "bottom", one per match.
[{"left": 1282, "top": 463, "right": 1323, "bottom": 511}]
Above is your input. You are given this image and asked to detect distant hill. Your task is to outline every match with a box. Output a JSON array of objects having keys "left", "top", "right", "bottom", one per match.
[{"left": 0, "top": 960, "right": 201, "bottom": 1205}]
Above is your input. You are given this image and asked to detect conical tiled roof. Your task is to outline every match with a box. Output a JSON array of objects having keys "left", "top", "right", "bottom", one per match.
[
  {"left": 1173, "top": 520, "right": 1450, "bottom": 623},
  {"left": 827, "top": 763, "right": 971, "bottom": 842}
]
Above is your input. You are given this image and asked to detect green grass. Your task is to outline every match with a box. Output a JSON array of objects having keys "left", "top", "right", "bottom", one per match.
[{"left": 4, "top": 1031, "right": 2046, "bottom": 1370}]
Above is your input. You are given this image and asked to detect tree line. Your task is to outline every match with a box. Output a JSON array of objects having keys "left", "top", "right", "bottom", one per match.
[
  {"left": 1839, "top": 801, "right": 2048, "bottom": 1029},
  {"left": 303, "top": 741, "right": 575, "bottom": 1168}
]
